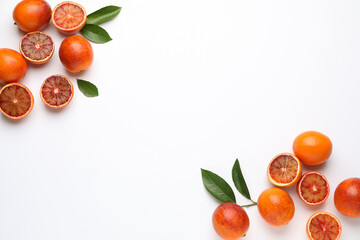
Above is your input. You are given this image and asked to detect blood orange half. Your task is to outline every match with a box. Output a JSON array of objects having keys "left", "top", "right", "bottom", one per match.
[
  {"left": 297, "top": 171, "right": 330, "bottom": 206},
  {"left": 19, "top": 31, "right": 54, "bottom": 64},
  {"left": 40, "top": 74, "right": 73, "bottom": 109},
  {"left": 306, "top": 212, "right": 341, "bottom": 240},
  {"left": 52, "top": 1, "right": 87, "bottom": 34},
  {"left": 0, "top": 83, "right": 34, "bottom": 120},
  {"left": 267, "top": 153, "right": 302, "bottom": 187}
]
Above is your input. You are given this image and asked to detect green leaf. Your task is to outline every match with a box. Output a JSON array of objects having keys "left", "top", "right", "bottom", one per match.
[
  {"left": 232, "top": 159, "right": 251, "bottom": 200},
  {"left": 80, "top": 24, "right": 112, "bottom": 43},
  {"left": 77, "top": 79, "right": 99, "bottom": 97},
  {"left": 201, "top": 169, "right": 236, "bottom": 203},
  {"left": 86, "top": 6, "right": 122, "bottom": 25}
]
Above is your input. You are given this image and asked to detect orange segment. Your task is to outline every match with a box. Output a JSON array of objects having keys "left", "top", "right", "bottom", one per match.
[
  {"left": 307, "top": 212, "right": 341, "bottom": 240},
  {"left": 0, "top": 83, "right": 34, "bottom": 119},
  {"left": 52, "top": 1, "right": 87, "bottom": 34},
  {"left": 267, "top": 153, "right": 302, "bottom": 187},
  {"left": 20, "top": 31, "right": 54, "bottom": 64},
  {"left": 40, "top": 74, "right": 73, "bottom": 108},
  {"left": 297, "top": 171, "right": 330, "bottom": 206}
]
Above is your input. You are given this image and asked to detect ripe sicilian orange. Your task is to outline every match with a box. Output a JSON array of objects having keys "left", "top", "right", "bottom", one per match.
[
  {"left": 59, "top": 35, "right": 94, "bottom": 73},
  {"left": 19, "top": 31, "right": 55, "bottom": 64},
  {"left": 212, "top": 202, "right": 249, "bottom": 240},
  {"left": 257, "top": 188, "right": 295, "bottom": 226},
  {"left": 297, "top": 171, "right": 330, "bottom": 206},
  {"left": 0, "top": 48, "right": 27, "bottom": 83},
  {"left": 334, "top": 177, "right": 360, "bottom": 218},
  {"left": 40, "top": 74, "right": 74, "bottom": 108},
  {"left": 52, "top": 1, "right": 87, "bottom": 34},
  {"left": 293, "top": 131, "right": 332, "bottom": 165},
  {"left": 13, "top": 0, "right": 52, "bottom": 32},
  {"left": 306, "top": 212, "right": 341, "bottom": 240},
  {"left": 267, "top": 153, "right": 302, "bottom": 187},
  {"left": 0, "top": 83, "right": 34, "bottom": 120}
]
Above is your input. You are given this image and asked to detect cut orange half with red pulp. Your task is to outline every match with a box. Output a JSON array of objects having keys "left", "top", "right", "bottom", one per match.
[
  {"left": 20, "top": 31, "right": 54, "bottom": 64},
  {"left": 307, "top": 212, "right": 341, "bottom": 240},
  {"left": 297, "top": 171, "right": 330, "bottom": 206},
  {"left": 267, "top": 153, "right": 302, "bottom": 187},
  {"left": 0, "top": 83, "right": 34, "bottom": 119},
  {"left": 52, "top": 1, "right": 87, "bottom": 34},
  {"left": 40, "top": 74, "right": 74, "bottom": 109}
]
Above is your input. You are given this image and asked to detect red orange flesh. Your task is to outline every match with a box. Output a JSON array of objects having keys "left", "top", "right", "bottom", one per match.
[
  {"left": 40, "top": 74, "right": 73, "bottom": 109},
  {"left": 306, "top": 212, "right": 341, "bottom": 240},
  {"left": 52, "top": 1, "right": 87, "bottom": 34},
  {"left": 20, "top": 31, "right": 54, "bottom": 64},
  {"left": 267, "top": 153, "right": 302, "bottom": 187},
  {"left": 0, "top": 83, "right": 34, "bottom": 119},
  {"left": 297, "top": 171, "right": 330, "bottom": 206}
]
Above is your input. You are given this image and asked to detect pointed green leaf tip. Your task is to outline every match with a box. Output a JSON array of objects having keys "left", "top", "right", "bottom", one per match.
[
  {"left": 86, "top": 6, "right": 121, "bottom": 25},
  {"left": 201, "top": 168, "right": 236, "bottom": 203},
  {"left": 232, "top": 159, "right": 251, "bottom": 200},
  {"left": 77, "top": 79, "right": 99, "bottom": 97},
  {"left": 80, "top": 24, "right": 112, "bottom": 43}
]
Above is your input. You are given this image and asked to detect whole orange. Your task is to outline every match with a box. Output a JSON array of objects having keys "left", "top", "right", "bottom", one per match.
[
  {"left": 59, "top": 35, "right": 94, "bottom": 73},
  {"left": 0, "top": 48, "right": 27, "bottom": 83},
  {"left": 212, "top": 202, "right": 249, "bottom": 240},
  {"left": 257, "top": 187, "right": 295, "bottom": 226},
  {"left": 334, "top": 177, "right": 360, "bottom": 218},
  {"left": 293, "top": 131, "right": 332, "bottom": 165},
  {"left": 13, "top": 0, "right": 52, "bottom": 32}
]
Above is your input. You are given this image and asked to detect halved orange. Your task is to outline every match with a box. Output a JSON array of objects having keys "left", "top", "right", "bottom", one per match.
[
  {"left": 297, "top": 171, "right": 330, "bottom": 206},
  {"left": 51, "top": 1, "right": 87, "bottom": 34},
  {"left": 40, "top": 74, "right": 73, "bottom": 109},
  {"left": 19, "top": 31, "right": 55, "bottom": 64},
  {"left": 307, "top": 212, "right": 341, "bottom": 240},
  {"left": 0, "top": 83, "right": 34, "bottom": 120},
  {"left": 267, "top": 153, "right": 302, "bottom": 187}
]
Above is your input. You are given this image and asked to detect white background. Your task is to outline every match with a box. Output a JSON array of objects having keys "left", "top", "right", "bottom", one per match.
[{"left": 1, "top": 0, "right": 360, "bottom": 239}]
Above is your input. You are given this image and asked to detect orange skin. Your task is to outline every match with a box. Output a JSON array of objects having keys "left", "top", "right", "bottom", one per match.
[
  {"left": 13, "top": 0, "right": 52, "bottom": 32},
  {"left": 257, "top": 188, "right": 295, "bottom": 226},
  {"left": 293, "top": 131, "right": 332, "bottom": 165},
  {"left": 334, "top": 177, "right": 360, "bottom": 218},
  {"left": 212, "top": 202, "right": 249, "bottom": 240},
  {"left": 59, "top": 35, "right": 94, "bottom": 73},
  {"left": 0, "top": 48, "right": 27, "bottom": 83}
]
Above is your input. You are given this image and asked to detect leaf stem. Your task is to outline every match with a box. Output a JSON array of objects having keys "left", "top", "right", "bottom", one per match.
[{"left": 240, "top": 202, "right": 257, "bottom": 208}]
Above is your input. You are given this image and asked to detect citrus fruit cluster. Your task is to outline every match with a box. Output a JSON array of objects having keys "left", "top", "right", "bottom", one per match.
[
  {"left": 202, "top": 131, "right": 360, "bottom": 240},
  {"left": 260, "top": 130, "right": 359, "bottom": 240},
  {"left": 0, "top": 0, "right": 94, "bottom": 120}
]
